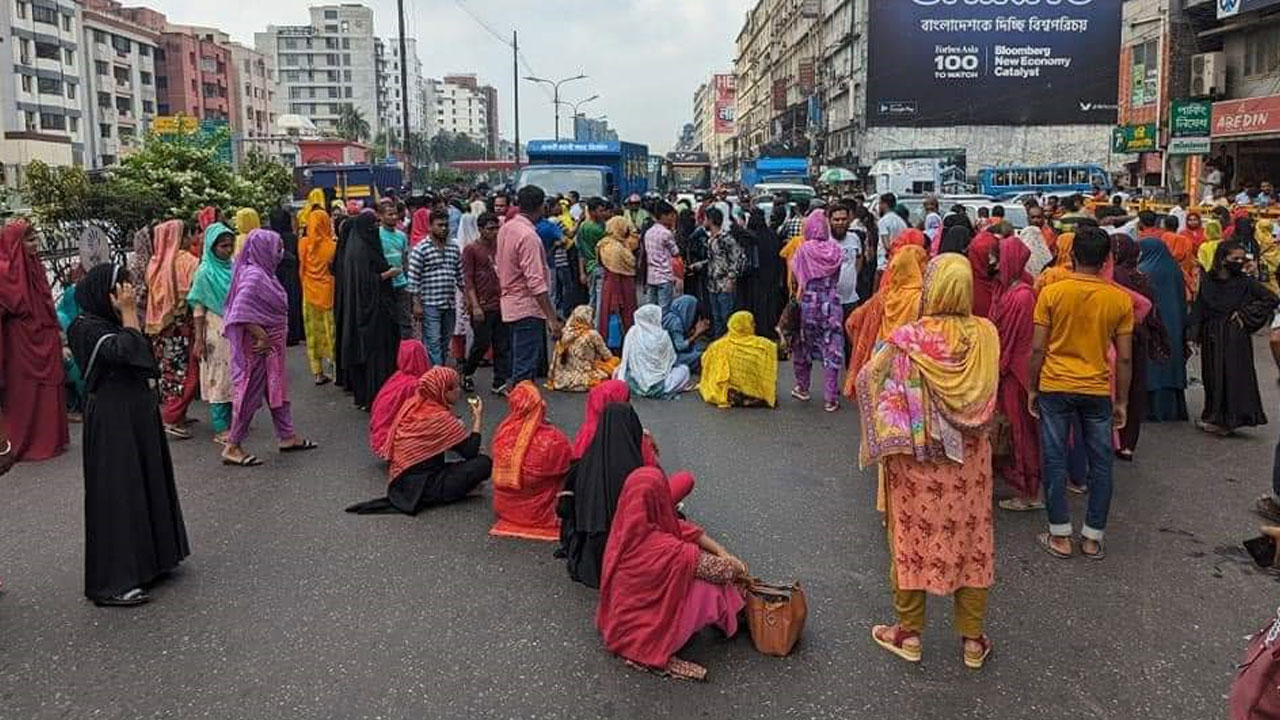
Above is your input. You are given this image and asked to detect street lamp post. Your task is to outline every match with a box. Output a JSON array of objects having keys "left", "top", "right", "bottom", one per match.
[
  {"left": 523, "top": 74, "right": 587, "bottom": 141},
  {"left": 563, "top": 95, "right": 599, "bottom": 140}
]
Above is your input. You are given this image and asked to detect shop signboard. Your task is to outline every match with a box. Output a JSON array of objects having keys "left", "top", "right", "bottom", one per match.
[
  {"left": 1167, "top": 137, "right": 1210, "bottom": 156},
  {"left": 1218, "top": 0, "right": 1280, "bottom": 19},
  {"left": 1112, "top": 123, "right": 1158, "bottom": 153},
  {"left": 866, "top": 1, "right": 1120, "bottom": 126},
  {"left": 1171, "top": 99, "right": 1213, "bottom": 137},
  {"left": 1212, "top": 94, "right": 1280, "bottom": 138}
]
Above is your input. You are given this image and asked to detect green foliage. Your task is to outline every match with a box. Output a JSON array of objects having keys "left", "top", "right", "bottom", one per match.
[
  {"left": 22, "top": 161, "right": 91, "bottom": 224},
  {"left": 425, "top": 168, "right": 467, "bottom": 188},
  {"left": 335, "top": 104, "right": 370, "bottom": 142},
  {"left": 428, "top": 132, "right": 487, "bottom": 165}
]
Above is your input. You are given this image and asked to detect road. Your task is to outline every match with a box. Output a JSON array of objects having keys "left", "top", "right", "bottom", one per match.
[{"left": 0, "top": 340, "right": 1274, "bottom": 719}]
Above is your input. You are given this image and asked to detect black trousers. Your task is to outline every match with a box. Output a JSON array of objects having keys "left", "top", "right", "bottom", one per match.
[
  {"left": 461, "top": 310, "right": 509, "bottom": 388},
  {"left": 387, "top": 455, "right": 493, "bottom": 514}
]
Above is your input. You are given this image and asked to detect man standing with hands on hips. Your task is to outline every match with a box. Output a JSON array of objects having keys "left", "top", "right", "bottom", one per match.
[{"left": 497, "top": 185, "right": 563, "bottom": 386}]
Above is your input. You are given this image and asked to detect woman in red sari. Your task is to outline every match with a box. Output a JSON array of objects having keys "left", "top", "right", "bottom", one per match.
[
  {"left": 489, "top": 381, "right": 572, "bottom": 541},
  {"left": 990, "top": 236, "right": 1042, "bottom": 512},
  {"left": 596, "top": 467, "right": 748, "bottom": 681},
  {"left": 0, "top": 219, "right": 68, "bottom": 461},
  {"left": 368, "top": 340, "right": 431, "bottom": 458}
]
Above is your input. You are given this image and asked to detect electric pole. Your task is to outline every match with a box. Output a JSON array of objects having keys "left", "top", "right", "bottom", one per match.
[
  {"left": 513, "top": 30, "right": 520, "bottom": 171},
  {"left": 397, "top": 0, "right": 410, "bottom": 187}
]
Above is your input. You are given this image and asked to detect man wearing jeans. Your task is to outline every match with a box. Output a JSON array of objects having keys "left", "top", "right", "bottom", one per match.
[
  {"left": 1029, "top": 226, "right": 1134, "bottom": 561},
  {"left": 460, "top": 212, "right": 509, "bottom": 394},
  {"left": 497, "top": 184, "right": 563, "bottom": 385},
  {"left": 705, "top": 207, "right": 744, "bottom": 338},
  {"left": 407, "top": 212, "right": 462, "bottom": 366},
  {"left": 643, "top": 201, "right": 680, "bottom": 309}
]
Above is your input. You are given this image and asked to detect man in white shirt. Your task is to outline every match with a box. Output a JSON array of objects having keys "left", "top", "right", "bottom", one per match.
[
  {"left": 830, "top": 203, "right": 862, "bottom": 310},
  {"left": 876, "top": 192, "right": 908, "bottom": 274}
]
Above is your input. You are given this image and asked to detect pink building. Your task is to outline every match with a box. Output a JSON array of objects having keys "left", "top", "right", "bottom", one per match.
[{"left": 153, "top": 28, "right": 231, "bottom": 123}]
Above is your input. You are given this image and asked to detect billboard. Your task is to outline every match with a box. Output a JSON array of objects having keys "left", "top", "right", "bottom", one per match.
[
  {"left": 1219, "top": 0, "right": 1280, "bottom": 19},
  {"left": 713, "top": 74, "right": 735, "bottom": 134},
  {"left": 867, "top": 1, "right": 1121, "bottom": 127}
]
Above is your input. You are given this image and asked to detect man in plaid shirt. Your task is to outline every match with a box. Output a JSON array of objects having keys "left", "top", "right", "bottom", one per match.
[{"left": 407, "top": 212, "right": 463, "bottom": 366}]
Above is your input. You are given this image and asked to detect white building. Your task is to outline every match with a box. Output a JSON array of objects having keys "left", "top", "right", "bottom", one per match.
[
  {"left": 426, "top": 74, "right": 497, "bottom": 154},
  {"left": 254, "top": 4, "right": 379, "bottom": 138},
  {"left": 80, "top": 0, "right": 160, "bottom": 169},
  {"left": 0, "top": 0, "right": 86, "bottom": 185},
  {"left": 376, "top": 36, "right": 423, "bottom": 142}
]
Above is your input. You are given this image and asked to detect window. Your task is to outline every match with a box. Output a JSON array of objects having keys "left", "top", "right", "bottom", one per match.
[
  {"left": 68, "top": 116, "right": 77, "bottom": 133},
  {"left": 153, "top": 47, "right": 164, "bottom": 62},
  {"left": 37, "top": 77, "right": 62, "bottom": 95},
  {"left": 324, "top": 24, "right": 338, "bottom": 33},
  {"left": 139, "top": 45, "right": 149, "bottom": 57},
  {"left": 324, "top": 9, "right": 338, "bottom": 19},
  {"left": 113, "top": 67, "right": 129, "bottom": 84},
  {"left": 342, "top": 54, "right": 350, "bottom": 66},
  {"left": 115, "top": 97, "right": 132, "bottom": 114},
  {"left": 325, "top": 38, "right": 338, "bottom": 49},
  {"left": 340, "top": 20, "right": 349, "bottom": 32},
  {"left": 97, "top": 92, "right": 111, "bottom": 108},
  {"left": 142, "top": 100, "right": 153, "bottom": 113},
  {"left": 200, "top": 57, "right": 216, "bottom": 73},
  {"left": 62, "top": 13, "right": 71, "bottom": 31},
  {"left": 345, "top": 87, "right": 352, "bottom": 98},
  {"left": 25, "top": 111, "right": 36, "bottom": 131},
  {"left": 283, "top": 38, "right": 296, "bottom": 50},
  {"left": 64, "top": 48, "right": 74, "bottom": 64},
  {"left": 102, "top": 154, "right": 116, "bottom": 165},
  {"left": 40, "top": 112, "right": 66, "bottom": 131},
  {"left": 16, "top": 1, "right": 26, "bottom": 19},
  {"left": 156, "top": 76, "right": 167, "bottom": 89},
  {"left": 112, "top": 36, "right": 131, "bottom": 54},
  {"left": 118, "top": 127, "right": 135, "bottom": 142},
  {"left": 1245, "top": 28, "right": 1280, "bottom": 77},
  {"left": 140, "top": 71, "right": 152, "bottom": 86},
  {"left": 20, "top": 75, "right": 31, "bottom": 92},
  {"left": 328, "top": 87, "right": 339, "bottom": 98},
  {"left": 342, "top": 38, "right": 350, "bottom": 50},
  {"left": 99, "top": 123, "right": 111, "bottom": 138},
  {"left": 32, "top": 4, "right": 56, "bottom": 25},
  {"left": 344, "top": 70, "right": 352, "bottom": 81},
  {"left": 1129, "top": 39, "right": 1158, "bottom": 107},
  {"left": 66, "top": 83, "right": 75, "bottom": 100},
  {"left": 35, "top": 41, "right": 60, "bottom": 60}
]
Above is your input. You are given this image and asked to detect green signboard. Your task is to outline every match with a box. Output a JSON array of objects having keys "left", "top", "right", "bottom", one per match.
[
  {"left": 198, "top": 119, "right": 233, "bottom": 165},
  {"left": 155, "top": 115, "right": 233, "bottom": 165},
  {"left": 1171, "top": 99, "right": 1212, "bottom": 138},
  {"left": 1112, "top": 123, "right": 1158, "bottom": 153}
]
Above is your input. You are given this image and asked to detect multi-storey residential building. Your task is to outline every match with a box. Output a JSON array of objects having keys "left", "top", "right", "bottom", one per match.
[
  {"left": 572, "top": 115, "right": 616, "bottom": 143},
  {"left": 733, "top": 1, "right": 777, "bottom": 165},
  {"left": 428, "top": 74, "right": 498, "bottom": 154},
  {"left": 153, "top": 26, "right": 231, "bottom": 124},
  {"left": 187, "top": 27, "right": 276, "bottom": 141},
  {"left": 80, "top": 0, "right": 160, "bottom": 169},
  {"left": 691, "top": 74, "right": 736, "bottom": 180},
  {"left": 376, "top": 36, "right": 423, "bottom": 142},
  {"left": 255, "top": 4, "right": 379, "bottom": 138},
  {"left": 1, "top": 0, "right": 85, "bottom": 184}
]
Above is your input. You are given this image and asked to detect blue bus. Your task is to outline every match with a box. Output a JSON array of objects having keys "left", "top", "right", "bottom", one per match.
[{"left": 977, "top": 164, "right": 1111, "bottom": 198}]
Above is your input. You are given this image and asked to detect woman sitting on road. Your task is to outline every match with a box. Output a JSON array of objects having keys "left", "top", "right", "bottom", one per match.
[
  {"left": 560, "top": 403, "right": 693, "bottom": 588},
  {"left": 547, "top": 305, "right": 617, "bottom": 392},
  {"left": 616, "top": 304, "right": 691, "bottom": 399},
  {"left": 489, "top": 381, "right": 573, "bottom": 541},
  {"left": 573, "top": 380, "right": 661, "bottom": 465},
  {"left": 699, "top": 310, "right": 777, "bottom": 408},
  {"left": 596, "top": 467, "right": 748, "bottom": 682},
  {"left": 368, "top": 340, "right": 431, "bottom": 459},
  {"left": 347, "top": 367, "right": 491, "bottom": 515},
  {"left": 662, "top": 295, "right": 710, "bottom": 371}
]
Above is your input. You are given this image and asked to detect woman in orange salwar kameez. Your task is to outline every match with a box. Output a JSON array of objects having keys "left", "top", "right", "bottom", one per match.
[
  {"left": 489, "top": 380, "right": 573, "bottom": 541},
  {"left": 857, "top": 254, "right": 999, "bottom": 670}
]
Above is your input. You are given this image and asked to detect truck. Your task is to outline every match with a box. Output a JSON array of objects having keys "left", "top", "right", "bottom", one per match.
[
  {"left": 517, "top": 140, "right": 649, "bottom": 201},
  {"left": 666, "top": 151, "right": 712, "bottom": 193},
  {"left": 741, "top": 156, "right": 809, "bottom": 191},
  {"left": 294, "top": 163, "right": 403, "bottom": 204}
]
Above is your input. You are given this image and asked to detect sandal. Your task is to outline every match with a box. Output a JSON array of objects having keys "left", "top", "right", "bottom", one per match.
[
  {"left": 1256, "top": 495, "right": 1280, "bottom": 523},
  {"left": 1067, "top": 482, "right": 1088, "bottom": 495},
  {"left": 1081, "top": 538, "right": 1106, "bottom": 561},
  {"left": 1115, "top": 449, "right": 1134, "bottom": 462},
  {"left": 824, "top": 401, "right": 840, "bottom": 413},
  {"left": 871, "top": 624, "right": 922, "bottom": 663},
  {"left": 314, "top": 376, "right": 332, "bottom": 386},
  {"left": 221, "top": 453, "right": 262, "bottom": 467},
  {"left": 998, "top": 497, "right": 1045, "bottom": 512},
  {"left": 164, "top": 424, "right": 193, "bottom": 440},
  {"left": 791, "top": 387, "right": 811, "bottom": 402},
  {"left": 963, "top": 635, "right": 993, "bottom": 669},
  {"left": 1037, "top": 532, "right": 1074, "bottom": 559},
  {"left": 279, "top": 439, "right": 318, "bottom": 453}
]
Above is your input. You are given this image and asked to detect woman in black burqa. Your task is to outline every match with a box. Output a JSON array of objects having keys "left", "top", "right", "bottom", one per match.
[
  {"left": 337, "top": 211, "right": 399, "bottom": 410},
  {"left": 558, "top": 402, "right": 646, "bottom": 588},
  {"left": 68, "top": 264, "right": 189, "bottom": 607},
  {"left": 743, "top": 208, "right": 785, "bottom": 339},
  {"left": 1189, "top": 240, "right": 1279, "bottom": 435},
  {"left": 268, "top": 207, "right": 306, "bottom": 346}
]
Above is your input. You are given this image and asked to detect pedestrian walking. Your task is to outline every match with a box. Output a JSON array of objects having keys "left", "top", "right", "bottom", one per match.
[
  {"left": 408, "top": 210, "right": 462, "bottom": 366},
  {"left": 188, "top": 222, "right": 236, "bottom": 443},
  {"left": 268, "top": 207, "right": 306, "bottom": 346},
  {"left": 1138, "top": 233, "right": 1189, "bottom": 423},
  {"left": 144, "top": 219, "right": 201, "bottom": 440},
  {"left": 787, "top": 210, "right": 845, "bottom": 412}
]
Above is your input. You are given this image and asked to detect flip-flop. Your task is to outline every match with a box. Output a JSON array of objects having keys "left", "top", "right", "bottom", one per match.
[
  {"left": 1038, "top": 532, "right": 1074, "bottom": 559},
  {"left": 314, "top": 376, "right": 332, "bottom": 386},
  {"left": 1081, "top": 539, "right": 1106, "bottom": 561},
  {"left": 164, "top": 425, "right": 193, "bottom": 440},
  {"left": 221, "top": 454, "right": 262, "bottom": 467},
  {"left": 279, "top": 439, "right": 318, "bottom": 453}
]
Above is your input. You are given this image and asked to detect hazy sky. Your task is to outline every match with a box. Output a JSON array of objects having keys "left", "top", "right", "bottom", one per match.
[{"left": 144, "top": 0, "right": 753, "bottom": 152}]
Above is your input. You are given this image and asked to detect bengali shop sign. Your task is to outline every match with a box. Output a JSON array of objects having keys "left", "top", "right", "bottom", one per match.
[
  {"left": 713, "top": 74, "right": 736, "bottom": 134},
  {"left": 1212, "top": 94, "right": 1280, "bottom": 138},
  {"left": 1112, "top": 124, "right": 1158, "bottom": 154},
  {"left": 866, "top": 0, "right": 1121, "bottom": 126},
  {"left": 1171, "top": 99, "right": 1212, "bottom": 137}
]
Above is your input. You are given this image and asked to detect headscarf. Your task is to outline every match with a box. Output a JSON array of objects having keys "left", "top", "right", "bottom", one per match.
[
  {"left": 491, "top": 380, "right": 553, "bottom": 490},
  {"left": 457, "top": 213, "right": 480, "bottom": 249},
  {"left": 233, "top": 207, "right": 261, "bottom": 259},
  {"left": 0, "top": 219, "right": 62, "bottom": 385},
  {"left": 699, "top": 310, "right": 778, "bottom": 408},
  {"left": 384, "top": 366, "right": 469, "bottom": 482},
  {"left": 599, "top": 216, "right": 638, "bottom": 275},
  {"left": 143, "top": 219, "right": 195, "bottom": 334},
  {"left": 990, "top": 236, "right": 1036, "bottom": 391},
  {"left": 1197, "top": 218, "right": 1224, "bottom": 271},
  {"left": 789, "top": 210, "right": 842, "bottom": 291},
  {"left": 938, "top": 225, "right": 972, "bottom": 255},
  {"left": 409, "top": 207, "right": 431, "bottom": 247},
  {"left": 571, "top": 402, "right": 646, "bottom": 534},
  {"left": 661, "top": 295, "right": 697, "bottom": 337},
  {"left": 966, "top": 231, "right": 999, "bottom": 318},
  {"left": 1257, "top": 218, "right": 1280, "bottom": 293},
  {"left": 302, "top": 188, "right": 326, "bottom": 222},
  {"left": 78, "top": 225, "right": 112, "bottom": 271},
  {"left": 224, "top": 228, "right": 287, "bottom": 332},
  {"left": 890, "top": 227, "right": 927, "bottom": 257},
  {"left": 596, "top": 466, "right": 705, "bottom": 670},
  {"left": 880, "top": 245, "right": 928, "bottom": 337},
  {"left": 1035, "top": 231, "right": 1076, "bottom": 291},
  {"left": 68, "top": 264, "right": 143, "bottom": 390},
  {"left": 554, "top": 303, "right": 600, "bottom": 366},
  {"left": 299, "top": 208, "right": 337, "bottom": 310},
  {"left": 573, "top": 379, "right": 631, "bottom": 459},
  {"left": 1185, "top": 211, "right": 1205, "bottom": 249},
  {"left": 197, "top": 206, "right": 219, "bottom": 231},
  {"left": 857, "top": 254, "right": 999, "bottom": 467},
  {"left": 187, "top": 222, "right": 234, "bottom": 316},
  {"left": 346, "top": 199, "right": 362, "bottom": 216},
  {"left": 368, "top": 340, "right": 432, "bottom": 458},
  {"left": 616, "top": 304, "right": 676, "bottom": 393},
  {"left": 269, "top": 207, "right": 294, "bottom": 237},
  {"left": 1017, "top": 226, "right": 1053, "bottom": 278}
]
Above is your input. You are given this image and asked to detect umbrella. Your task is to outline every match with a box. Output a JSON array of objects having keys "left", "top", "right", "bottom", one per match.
[{"left": 820, "top": 167, "right": 857, "bottom": 184}]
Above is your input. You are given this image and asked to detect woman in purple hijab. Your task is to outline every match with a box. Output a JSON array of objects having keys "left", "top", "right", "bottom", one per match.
[
  {"left": 788, "top": 209, "right": 846, "bottom": 412},
  {"left": 220, "top": 228, "right": 318, "bottom": 466}
]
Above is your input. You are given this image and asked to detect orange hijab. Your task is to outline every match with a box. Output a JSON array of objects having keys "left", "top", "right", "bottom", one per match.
[
  {"left": 385, "top": 367, "right": 469, "bottom": 482},
  {"left": 1034, "top": 232, "right": 1075, "bottom": 292},
  {"left": 299, "top": 208, "right": 337, "bottom": 310},
  {"left": 843, "top": 245, "right": 928, "bottom": 398},
  {"left": 491, "top": 381, "right": 548, "bottom": 490},
  {"left": 144, "top": 219, "right": 196, "bottom": 334}
]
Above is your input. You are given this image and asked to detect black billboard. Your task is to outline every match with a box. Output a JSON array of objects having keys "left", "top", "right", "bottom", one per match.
[{"left": 866, "top": 1, "right": 1121, "bottom": 127}]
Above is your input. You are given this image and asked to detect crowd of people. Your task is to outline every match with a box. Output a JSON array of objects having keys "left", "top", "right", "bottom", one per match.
[{"left": 2, "top": 176, "right": 1280, "bottom": 679}]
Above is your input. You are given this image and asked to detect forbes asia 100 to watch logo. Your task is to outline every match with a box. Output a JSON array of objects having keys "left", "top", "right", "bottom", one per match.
[{"left": 1219, "top": 0, "right": 1241, "bottom": 18}]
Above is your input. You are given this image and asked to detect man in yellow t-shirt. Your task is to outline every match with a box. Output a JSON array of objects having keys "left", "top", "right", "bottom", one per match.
[{"left": 1029, "top": 225, "right": 1134, "bottom": 562}]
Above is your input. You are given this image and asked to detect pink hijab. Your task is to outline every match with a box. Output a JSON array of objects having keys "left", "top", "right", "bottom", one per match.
[
  {"left": 789, "top": 210, "right": 843, "bottom": 290},
  {"left": 368, "top": 340, "right": 433, "bottom": 458}
]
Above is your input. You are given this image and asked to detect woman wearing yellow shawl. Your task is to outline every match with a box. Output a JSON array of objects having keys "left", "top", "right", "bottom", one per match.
[
  {"left": 856, "top": 254, "right": 998, "bottom": 670},
  {"left": 299, "top": 206, "right": 338, "bottom": 384},
  {"left": 1034, "top": 232, "right": 1075, "bottom": 292},
  {"left": 1196, "top": 219, "right": 1223, "bottom": 272},
  {"left": 232, "top": 207, "right": 261, "bottom": 259},
  {"left": 596, "top": 216, "right": 639, "bottom": 341},
  {"left": 1256, "top": 218, "right": 1280, "bottom": 295},
  {"left": 699, "top": 311, "right": 778, "bottom": 408}
]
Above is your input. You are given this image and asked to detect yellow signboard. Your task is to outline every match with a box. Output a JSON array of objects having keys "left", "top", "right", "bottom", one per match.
[{"left": 152, "top": 115, "right": 199, "bottom": 134}]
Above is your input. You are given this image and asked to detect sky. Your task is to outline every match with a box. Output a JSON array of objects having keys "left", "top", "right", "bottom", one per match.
[{"left": 144, "top": 0, "right": 754, "bottom": 153}]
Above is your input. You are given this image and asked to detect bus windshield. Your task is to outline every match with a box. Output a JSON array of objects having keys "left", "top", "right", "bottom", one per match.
[
  {"left": 515, "top": 167, "right": 607, "bottom": 198},
  {"left": 670, "top": 165, "right": 711, "bottom": 192}
]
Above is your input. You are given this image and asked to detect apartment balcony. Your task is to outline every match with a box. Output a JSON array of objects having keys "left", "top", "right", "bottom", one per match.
[
  {"left": 97, "top": 106, "right": 118, "bottom": 123},
  {"left": 115, "top": 78, "right": 133, "bottom": 93},
  {"left": 116, "top": 110, "right": 137, "bottom": 125},
  {"left": 99, "top": 137, "right": 120, "bottom": 155}
]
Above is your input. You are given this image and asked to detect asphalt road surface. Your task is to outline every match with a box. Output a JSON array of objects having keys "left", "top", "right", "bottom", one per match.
[{"left": 2, "top": 341, "right": 1276, "bottom": 719}]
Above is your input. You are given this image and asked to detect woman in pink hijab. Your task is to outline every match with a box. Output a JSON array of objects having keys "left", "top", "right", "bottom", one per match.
[{"left": 787, "top": 209, "right": 846, "bottom": 412}]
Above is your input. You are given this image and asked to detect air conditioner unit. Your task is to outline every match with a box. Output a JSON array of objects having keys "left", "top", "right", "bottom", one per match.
[{"left": 1191, "top": 51, "right": 1226, "bottom": 98}]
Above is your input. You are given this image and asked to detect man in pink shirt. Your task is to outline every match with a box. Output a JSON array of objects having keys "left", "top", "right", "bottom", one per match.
[
  {"left": 643, "top": 201, "right": 681, "bottom": 308},
  {"left": 496, "top": 185, "right": 563, "bottom": 385}
]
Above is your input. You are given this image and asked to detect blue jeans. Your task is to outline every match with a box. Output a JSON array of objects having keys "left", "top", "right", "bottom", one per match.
[
  {"left": 588, "top": 267, "right": 603, "bottom": 319},
  {"left": 1037, "top": 392, "right": 1114, "bottom": 540},
  {"left": 421, "top": 305, "right": 456, "bottom": 367},
  {"left": 646, "top": 281, "right": 674, "bottom": 309},
  {"left": 710, "top": 292, "right": 734, "bottom": 338},
  {"left": 509, "top": 317, "right": 546, "bottom": 384}
]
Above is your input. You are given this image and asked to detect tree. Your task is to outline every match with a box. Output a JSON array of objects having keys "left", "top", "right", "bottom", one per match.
[
  {"left": 335, "top": 104, "right": 370, "bottom": 142},
  {"left": 427, "top": 132, "right": 487, "bottom": 167}
]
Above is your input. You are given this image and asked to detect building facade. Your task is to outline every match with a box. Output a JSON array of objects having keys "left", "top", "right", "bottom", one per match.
[
  {"left": 188, "top": 28, "right": 276, "bottom": 141},
  {"left": 1, "top": 0, "right": 86, "bottom": 184},
  {"left": 376, "top": 36, "right": 423, "bottom": 143},
  {"left": 428, "top": 74, "right": 498, "bottom": 155},
  {"left": 255, "top": 4, "right": 379, "bottom": 138},
  {"left": 153, "top": 27, "right": 231, "bottom": 124},
  {"left": 80, "top": 0, "right": 160, "bottom": 169},
  {"left": 573, "top": 115, "right": 616, "bottom": 142}
]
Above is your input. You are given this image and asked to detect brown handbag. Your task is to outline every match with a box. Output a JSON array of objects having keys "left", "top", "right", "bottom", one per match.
[{"left": 745, "top": 579, "right": 807, "bottom": 657}]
